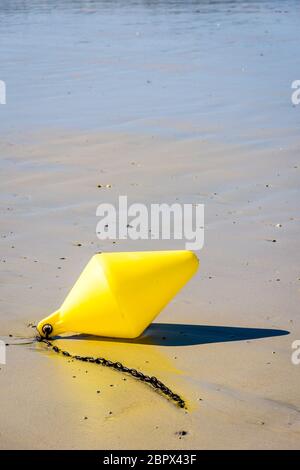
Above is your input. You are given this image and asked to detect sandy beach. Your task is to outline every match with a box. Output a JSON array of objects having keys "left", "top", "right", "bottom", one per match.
[
  {"left": 0, "top": 0, "right": 300, "bottom": 450},
  {"left": 1, "top": 129, "right": 300, "bottom": 449}
]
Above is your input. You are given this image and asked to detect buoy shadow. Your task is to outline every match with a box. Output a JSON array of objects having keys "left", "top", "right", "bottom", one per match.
[{"left": 61, "top": 323, "right": 289, "bottom": 347}]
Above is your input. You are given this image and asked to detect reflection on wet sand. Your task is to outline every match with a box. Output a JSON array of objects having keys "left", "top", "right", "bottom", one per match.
[{"left": 35, "top": 333, "right": 187, "bottom": 414}]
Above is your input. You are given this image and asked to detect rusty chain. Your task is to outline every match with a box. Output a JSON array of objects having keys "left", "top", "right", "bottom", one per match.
[{"left": 36, "top": 335, "right": 186, "bottom": 409}]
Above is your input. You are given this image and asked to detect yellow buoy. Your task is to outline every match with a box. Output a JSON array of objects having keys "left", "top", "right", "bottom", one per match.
[{"left": 37, "top": 250, "right": 199, "bottom": 339}]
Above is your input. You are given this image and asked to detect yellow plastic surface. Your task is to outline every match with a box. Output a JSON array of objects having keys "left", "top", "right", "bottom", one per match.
[{"left": 37, "top": 250, "right": 199, "bottom": 339}]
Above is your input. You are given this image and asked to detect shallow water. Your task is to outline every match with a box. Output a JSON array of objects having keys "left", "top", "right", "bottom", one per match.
[
  {"left": 0, "top": 0, "right": 299, "bottom": 145},
  {"left": 1, "top": 1, "right": 300, "bottom": 451}
]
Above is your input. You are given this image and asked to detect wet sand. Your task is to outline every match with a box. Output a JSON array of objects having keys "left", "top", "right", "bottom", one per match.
[
  {"left": 0, "top": 129, "right": 300, "bottom": 449},
  {"left": 1, "top": 0, "right": 300, "bottom": 451}
]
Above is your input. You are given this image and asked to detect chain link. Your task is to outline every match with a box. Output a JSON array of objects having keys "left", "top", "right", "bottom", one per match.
[{"left": 36, "top": 335, "right": 186, "bottom": 409}]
